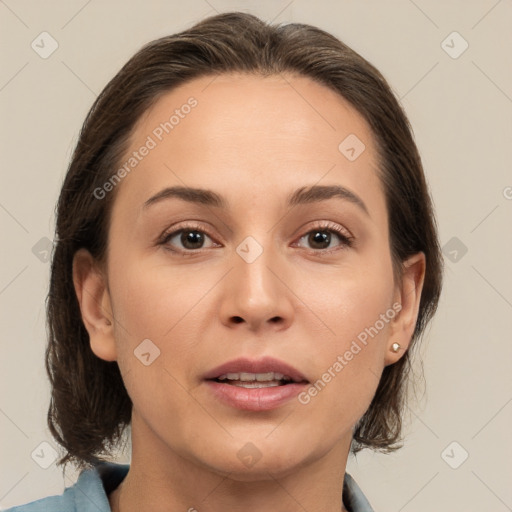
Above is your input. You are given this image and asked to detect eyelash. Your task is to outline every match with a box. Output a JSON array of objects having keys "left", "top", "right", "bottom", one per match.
[{"left": 158, "top": 221, "right": 354, "bottom": 256}]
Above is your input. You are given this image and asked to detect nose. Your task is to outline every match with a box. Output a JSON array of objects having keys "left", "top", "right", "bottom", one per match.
[{"left": 218, "top": 240, "right": 295, "bottom": 332}]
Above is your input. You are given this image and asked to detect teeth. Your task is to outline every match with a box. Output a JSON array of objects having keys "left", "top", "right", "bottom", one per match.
[
  {"left": 230, "top": 381, "right": 281, "bottom": 388},
  {"left": 217, "top": 372, "right": 291, "bottom": 382}
]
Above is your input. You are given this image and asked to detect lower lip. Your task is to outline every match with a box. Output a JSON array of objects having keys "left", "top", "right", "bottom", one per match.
[{"left": 205, "top": 380, "right": 308, "bottom": 411}]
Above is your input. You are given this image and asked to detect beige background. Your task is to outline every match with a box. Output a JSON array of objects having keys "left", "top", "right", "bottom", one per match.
[{"left": 1, "top": 1, "right": 511, "bottom": 510}]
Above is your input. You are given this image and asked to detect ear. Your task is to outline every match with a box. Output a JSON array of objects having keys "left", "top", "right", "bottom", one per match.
[
  {"left": 384, "top": 252, "right": 426, "bottom": 366},
  {"left": 72, "top": 248, "right": 117, "bottom": 362}
]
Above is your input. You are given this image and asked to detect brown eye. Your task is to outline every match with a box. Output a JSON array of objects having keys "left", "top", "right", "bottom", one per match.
[
  {"left": 307, "top": 230, "right": 332, "bottom": 249},
  {"left": 296, "top": 225, "right": 353, "bottom": 252},
  {"left": 162, "top": 228, "right": 217, "bottom": 251},
  {"left": 180, "top": 230, "right": 205, "bottom": 249}
]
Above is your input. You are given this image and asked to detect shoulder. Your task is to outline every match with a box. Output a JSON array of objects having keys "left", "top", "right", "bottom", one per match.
[{"left": 4, "top": 463, "right": 130, "bottom": 512}]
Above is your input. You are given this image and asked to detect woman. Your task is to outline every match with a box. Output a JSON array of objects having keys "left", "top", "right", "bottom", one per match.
[{"left": 7, "top": 11, "right": 442, "bottom": 512}]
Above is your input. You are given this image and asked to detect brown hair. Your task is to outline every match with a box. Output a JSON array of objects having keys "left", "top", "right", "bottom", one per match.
[{"left": 46, "top": 11, "right": 443, "bottom": 469}]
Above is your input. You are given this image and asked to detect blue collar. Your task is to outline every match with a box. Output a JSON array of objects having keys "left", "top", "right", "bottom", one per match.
[{"left": 6, "top": 462, "right": 374, "bottom": 511}]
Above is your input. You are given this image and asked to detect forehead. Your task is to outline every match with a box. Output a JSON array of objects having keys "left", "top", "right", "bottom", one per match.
[
  {"left": 137, "top": 72, "right": 372, "bottom": 157},
  {"left": 114, "top": 72, "right": 383, "bottom": 215}
]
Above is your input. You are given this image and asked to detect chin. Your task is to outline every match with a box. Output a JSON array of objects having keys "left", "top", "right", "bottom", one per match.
[
  {"left": 208, "top": 456, "right": 310, "bottom": 483},
  {"left": 193, "top": 434, "right": 322, "bottom": 482}
]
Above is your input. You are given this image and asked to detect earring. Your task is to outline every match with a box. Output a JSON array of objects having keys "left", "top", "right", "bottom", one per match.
[{"left": 391, "top": 342, "right": 401, "bottom": 353}]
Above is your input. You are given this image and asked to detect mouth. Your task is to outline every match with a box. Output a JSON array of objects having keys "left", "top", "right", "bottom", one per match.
[
  {"left": 213, "top": 371, "right": 299, "bottom": 388},
  {"left": 204, "top": 356, "right": 308, "bottom": 385},
  {"left": 203, "top": 357, "right": 309, "bottom": 411}
]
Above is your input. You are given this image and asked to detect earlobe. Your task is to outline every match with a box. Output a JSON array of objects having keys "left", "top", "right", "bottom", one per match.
[
  {"left": 385, "top": 252, "right": 426, "bottom": 366},
  {"left": 72, "top": 248, "right": 117, "bottom": 362}
]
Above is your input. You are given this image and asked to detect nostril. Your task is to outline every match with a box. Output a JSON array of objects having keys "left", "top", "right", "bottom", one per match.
[{"left": 230, "top": 316, "right": 282, "bottom": 325}]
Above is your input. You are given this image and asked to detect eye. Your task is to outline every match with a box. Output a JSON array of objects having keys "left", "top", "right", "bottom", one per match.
[
  {"left": 159, "top": 225, "right": 219, "bottom": 252},
  {"left": 158, "top": 221, "right": 353, "bottom": 255},
  {"left": 295, "top": 223, "right": 354, "bottom": 252}
]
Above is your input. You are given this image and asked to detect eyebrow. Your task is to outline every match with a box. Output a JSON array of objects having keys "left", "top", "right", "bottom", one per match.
[{"left": 142, "top": 184, "right": 369, "bottom": 216}]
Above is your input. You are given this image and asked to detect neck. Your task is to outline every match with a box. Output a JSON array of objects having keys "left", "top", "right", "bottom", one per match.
[{"left": 109, "top": 413, "right": 352, "bottom": 512}]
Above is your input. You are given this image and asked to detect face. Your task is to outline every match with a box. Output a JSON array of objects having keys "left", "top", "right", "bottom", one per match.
[{"left": 75, "top": 73, "right": 425, "bottom": 480}]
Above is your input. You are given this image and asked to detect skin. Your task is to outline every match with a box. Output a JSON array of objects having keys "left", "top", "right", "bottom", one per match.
[{"left": 73, "top": 73, "right": 425, "bottom": 512}]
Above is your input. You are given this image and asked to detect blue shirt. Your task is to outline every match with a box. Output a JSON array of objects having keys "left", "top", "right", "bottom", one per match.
[{"left": 5, "top": 463, "right": 375, "bottom": 511}]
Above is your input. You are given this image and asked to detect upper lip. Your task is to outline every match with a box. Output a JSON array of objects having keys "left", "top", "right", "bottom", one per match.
[{"left": 204, "top": 357, "right": 308, "bottom": 383}]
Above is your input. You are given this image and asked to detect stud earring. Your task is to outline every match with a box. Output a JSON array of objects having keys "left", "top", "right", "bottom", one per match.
[{"left": 391, "top": 342, "right": 401, "bottom": 353}]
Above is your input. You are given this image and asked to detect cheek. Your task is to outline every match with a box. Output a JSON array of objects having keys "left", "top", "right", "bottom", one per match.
[
  {"left": 109, "top": 258, "right": 208, "bottom": 343},
  {"left": 302, "top": 252, "right": 394, "bottom": 346},
  {"left": 295, "top": 258, "right": 395, "bottom": 422},
  {"left": 107, "top": 256, "right": 227, "bottom": 392},
  {"left": 106, "top": 259, "right": 210, "bottom": 432}
]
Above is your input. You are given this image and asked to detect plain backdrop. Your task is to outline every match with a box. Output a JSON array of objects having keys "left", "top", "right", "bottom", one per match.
[{"left": 1, "top": 1, "right": 511, "bottom": 511}]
